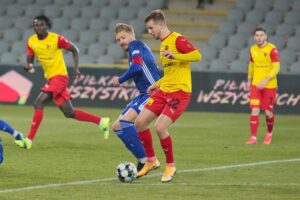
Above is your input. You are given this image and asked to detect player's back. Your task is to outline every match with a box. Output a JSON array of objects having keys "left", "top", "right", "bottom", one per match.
[{"left": 128, "top": 40, "right": 161, "bottom": 94}]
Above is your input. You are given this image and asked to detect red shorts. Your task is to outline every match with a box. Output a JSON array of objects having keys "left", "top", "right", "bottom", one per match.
[
  {"left": 41, "top": 75, "right": 71, "bottom": 106},
  {"left": 144, "top": 89, "right": 191, "bottom": 122},
  {"left": 249, "top": 85, "right": 276, "bottom": 112}
]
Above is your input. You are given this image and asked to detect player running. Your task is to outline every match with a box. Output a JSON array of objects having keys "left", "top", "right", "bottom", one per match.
[
  {"left": 246, "top": 27, "right": 280, "bottom": 145},
  {"left": 15, "top": 15, "right": 110, "bottom": 150},
  {"left": 135, "top": 10, "right": 202, "bottom": 182},
  {"left": 112, "top": 23, "right": 161, "bottom": 172}
]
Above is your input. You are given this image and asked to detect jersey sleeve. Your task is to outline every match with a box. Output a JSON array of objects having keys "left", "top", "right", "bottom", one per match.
[
  {"left": 26, "top": 40, "right": 34, "bottom": 57},
  {"left": 175, "top": 36, "right": 196, "bottom": 53},
  {"left": 270, "top": 48, "right": 280, "bottom": 62},
  {"left": 57, "top": 35, "right": 71, "bottom": 49}
]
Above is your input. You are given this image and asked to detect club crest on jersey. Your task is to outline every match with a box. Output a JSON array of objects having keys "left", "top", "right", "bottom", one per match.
[
  {"left": 165, "top": 45, "right": 169, "bottom": 50},
  {"left": 46, "top": 44, "right": 51, "bottom": 50},
  {"left": 264, "top": 52, "right": 267, "bottom": 57}
]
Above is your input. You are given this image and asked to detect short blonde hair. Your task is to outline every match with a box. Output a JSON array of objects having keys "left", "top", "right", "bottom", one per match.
[
  {"left": 144, "top": 9, "right": 166, "bottom": 23},
  {"left": 114, "top": 23, "right": 134, "bottom": 34}
]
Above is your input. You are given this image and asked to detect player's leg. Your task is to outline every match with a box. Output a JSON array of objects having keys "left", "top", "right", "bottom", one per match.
[
  {"left": 0, "top": 137, "right": 3, "bottom": 164},
  {"left": 262, "top": 88, "right": 276, "bottom": 145},
  {"left": 135, "top": 108, "right": 160, "bottom": 177},
  {"left": 0, "top": 120, "right": 24, "bottom": 141},
  {"left": 112, "top": 108, "right": 146, "bottom": 171},
  {"left": 246, "top": 85, "right": 261, "bottom": 144},
  {"left": 15, "top": 92, "right": 52, "bottom": 149},
  {"left": 58, "top": 100, "right": 110, "bottom": 139}
]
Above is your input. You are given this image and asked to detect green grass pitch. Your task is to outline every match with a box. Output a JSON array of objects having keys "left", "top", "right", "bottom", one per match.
[{"left": 0, "top": 105, "right": 299, "bottom": 200}]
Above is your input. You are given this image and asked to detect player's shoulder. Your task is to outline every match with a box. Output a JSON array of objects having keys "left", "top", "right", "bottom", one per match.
[
  {"left": 267, "top": 42, "right": 277, "bottom": 49},
  {"left": 129, "top": 40, "right": 145, "bottom": 54}
]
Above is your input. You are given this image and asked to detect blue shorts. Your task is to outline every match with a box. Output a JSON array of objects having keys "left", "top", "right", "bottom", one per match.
[{"left": 121, "top": 93, "right": 150, "bottom": 115}]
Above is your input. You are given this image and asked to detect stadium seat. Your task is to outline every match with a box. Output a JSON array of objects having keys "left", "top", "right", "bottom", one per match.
[
  {"left": 44, "top": 5, "right": 62, "bottom": 19},
  {"left": 273, "top": 0, "right": 292, "bottom": 12},
  {"left": 118, "top": 7, "right": 138, "bottom": 21},
  {"left": 292, "top": 0, "right": 300, "bottom": 11},
  {"left": 295, "top": 26, "right": 300, "bottom": 37},
  {"left": 253, "top": 0, "right": 274, "bottom": 12},
  {"left": 0, "top": 17, "right": 13, "bottom": 29},
  {"left": 283, "top": 11, "right": 300, "bottom": 26},
  {"left": 97, "top": 54, "right": 115, "bottom": 64},
  {"left": 280, "top": 49, "right": 297, "bottom": 65},
  {"left": 289, "top": 62, "right": 300, "bottom": 74},
  {"left": 229, "top": 60, "right": 247, "bottom": 73},
  {"left": 191, "top": 60, "right": 208, "bottom": 72},
  {"left": 14, "top": 16, "right": 32, "bottom": 29},
  {"left": 11, "top": 41, "right": 26, "bottom": 55},
  {"left": 24, "top": 5, "right": 44, "bottom": 18},
  {"left": 100, "top": 6, "right": 118, "bottom": 19},
  {"left": 22, "top": 29, "right": 34, "bottom": 41},
  {"left": 17, "top": 0, "right": 35, "bottom": 5},
  {"left": 209, "top": 59, "right": 229, "bottom": 71},
  {"left": 208, "top": 33, "right": 227, "bottom": 49},
  {"left": 257, "top": 23, "right": 276, "bottom": 36},
  {"left": 269, "top": 35, "right": 287, "bottom": 50},
  {"left": 35, "top": 0, "right": 53, "bottom": 6},
  {"left": 237, "top": 22, "right": 256, "bottom": 36},
  {"left": 3, "top": 29, "right": 22, "bottom": 42},
  {"left": 286, "top": 36, "right": 300, "bottom": 52},
  {"left": 200, "top": 46, "right": 218, "bottom": 62},
  {"left": 218, "top": 22, "right": 236, "bottom": 36},
  {"left": 72, "top": 0, "right": 91, "bottom": 6},
  {"left": 79, "top": 30, "right": 98, "bottom": 45},
  {"left": 62, "top": 6, "right": 81, "bottom": 19},
  {"left": 6, "top": 6, "right": 24, "bottom": 17},
  {"left": 235, "top": 0, "right": 254, "bottom": 11},
  {"left": 81, "top": 6, "right": 100, "bottom": 19},
  {"left": 79, "top": 54, "right": 97, "bottom": 64},
  {"left": 264, "top": 11, "right": 284, "bottom": 25},
  {"left": 88, "top": 42, "right": 107, "bottom": 57},
  {"left": 89, "top": 18, "right": 108, "bottom": 32},
  {"left": 239, "top": 48, "right": 250, "bottom": 62},
  {"left": 0, "top": 52, "right": 19, "bottom": 64},
  {"left": 0, "top": 41, "right": 10, "bottom": 54},
  {"left": 245, "top": 10, "right": 265, "bottom": 24},
  {"left": 98, "top": 31, "right": 116, "bottom": 45},
  {"left": 91, "top": 0, "right": 109, "bottom": 7},
  {"left": 128, "top": 19, "right": 146, "bottom": 36},
  {"left": 70, "top": 18, "right": 89, "bottom": 31},
  {"left": 275, "top": 24, "right": 294, "bottom": 37},
  {"left": 218, "top": 47, "right": 238, "bottom": 63},
  {"left": 137, "top": 7, "right": 154, "bottom": 19},
  {"left": 0, "top": 6, "right": 6, "bottom": 16},
  {"left": 53, "top": 0, "right": 72, "bottom": 6},
  {"left": 107, "top": 43, "right": 125, "bottom": 59},
  {"left": 109, "top": 0, "right": 127, "bottom": 7},
  {"left": 128, "top": 0, "right": 146, "bottom": 8},
  {"left": 227, "top": 34, "right": 247, "bottom": 50},
  {"left": 227, "top": 9, "right": 244, "bottom": 24},
  {"left": 75, "top": 42, "right": 88, "bottom": 55},
  {"left": 146, "top": 0, "right": 166, "bottom": 9},
  {"left": 61, "top": 30, "right": 79, "bottom": 42},
  {"left": 52, "top": 18, "right": 71, "bottom": 31},
  {"left": 108, "top": 19, "right": 129, "bottom": 31}
]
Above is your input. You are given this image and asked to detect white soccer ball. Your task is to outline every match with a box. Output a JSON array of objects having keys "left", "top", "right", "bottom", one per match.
[{"left": 116, "top": 161, "right": 137, "bottom": 183}]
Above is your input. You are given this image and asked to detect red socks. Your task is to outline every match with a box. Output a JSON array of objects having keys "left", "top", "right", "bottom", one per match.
[
  {"left": 138, "top": 129, "right": 155, "bottom": 158},
  {"left": 250, "top": 115, "right": 259, "bottom": 137},
  {"left": 160, "top": 135, "right": 174, "bottom": 165},
  {"left": 74, "top": 109, "right": 100, "bottom": 124},
  {"left": 28, "top": 109, "right": 44, "bottom": 140},
  {"left": 266, "top": 116, "right": 274, "bottom": 133}
]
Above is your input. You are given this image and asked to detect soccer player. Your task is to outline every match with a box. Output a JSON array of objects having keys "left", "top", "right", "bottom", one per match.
[
  {"left": 15, "top": 15, "right": 110, "bottom": 150},
  {"left": 112, "top": 23, "right": 161, "bottom": 171},
  {"left": 246, "top": 27, "right": 280, "bottom": 145},
  {"left": 0, "top": 119, "right": 25, "bottom": 163},
  {"left": 135, "top": 10, "right": 202, "bottom": 182}
]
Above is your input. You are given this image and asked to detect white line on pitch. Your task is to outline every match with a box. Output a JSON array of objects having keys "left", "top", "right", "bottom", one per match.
[{"left": 0, "top": 157, "right": 300, "bottom": 194}]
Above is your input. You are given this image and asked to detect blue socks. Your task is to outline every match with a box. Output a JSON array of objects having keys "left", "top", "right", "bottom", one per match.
[
  {"left": 0, "top": 137, "right": 3, "bottom": 164},
  {"left": 115, "top": 120, "right": 146, "bottom": 160},
  {"left": 0, "top": 120, "right": 22, "bottom": 140}
]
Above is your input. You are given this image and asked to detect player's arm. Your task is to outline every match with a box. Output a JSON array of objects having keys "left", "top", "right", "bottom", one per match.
[
  {"left": 58, "top": 35, "right": 80, "bottom": 79},
  {"left": 118, "top": 55, "right": 143, "bottom": 84},
  {"left": 247, "top": 51, "right": 254, "bottom": 90},
  {"left": 25, "top": 40, "right": 35, "bottom": 73},
  {"left": 163, "top": 36, "right": 201, "bottom": 62}
]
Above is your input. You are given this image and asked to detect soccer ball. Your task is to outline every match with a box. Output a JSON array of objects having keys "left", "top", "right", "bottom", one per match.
[{"left": 116, "top": 161, "right": 137, "bottom": 183}]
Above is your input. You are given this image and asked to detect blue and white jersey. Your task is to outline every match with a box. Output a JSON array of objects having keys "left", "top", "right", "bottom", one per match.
[{"left": 118, "top": 40, "right": 161, "bottom": 94}]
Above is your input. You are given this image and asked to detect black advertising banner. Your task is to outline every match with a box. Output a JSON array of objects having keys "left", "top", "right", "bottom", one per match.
[{"left": 1, "top": 65, "right": 299, "bottom": 114}]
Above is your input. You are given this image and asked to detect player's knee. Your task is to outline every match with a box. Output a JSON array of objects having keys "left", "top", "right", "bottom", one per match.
[
  {"left": 63, "top": 111, "right": 74, "bottom": 118},
  {"left": 155, "top": 125, "right": 166, "bottom": 135},
  {"left": 134, "top": 119, "right": 144, "bottom": 132},
  {"left": 33, "top": 101, "right": 43, "bottom": 109}
]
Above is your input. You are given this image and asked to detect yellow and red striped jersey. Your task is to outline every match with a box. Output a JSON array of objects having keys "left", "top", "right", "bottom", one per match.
[
  {"left": 156, "top": 32, "right": 201, "bottom": 93},
  {"left": 248, "top": 42, "right": 280, "bottom": 88},
  {"left": 27, "top": 32, "right": 71, "bottom": 80}
]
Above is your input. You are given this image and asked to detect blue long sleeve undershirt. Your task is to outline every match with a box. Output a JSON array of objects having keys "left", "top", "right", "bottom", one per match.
[{"left": 118, "top": 63, "right": 142, "bottom": 84}]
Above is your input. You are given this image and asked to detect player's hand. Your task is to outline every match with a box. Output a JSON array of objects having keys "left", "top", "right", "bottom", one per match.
[
  {"left": 112, "top": 76, "right": 120, "bottom": 87},
  {"left": 147, "top": 84, "right": 159, "bottom": 95},
  {"left": 74, "top": 69, "right": 81, "bottom": 80},
  {"left": 24, "top": 63, "right": 35, "bottom": 73},
  {"left": 257, "top": 77, "right": 270, "bottom": 90},
  {"left": 163, "top": 50, "right": 175, "bottom": 59}
]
